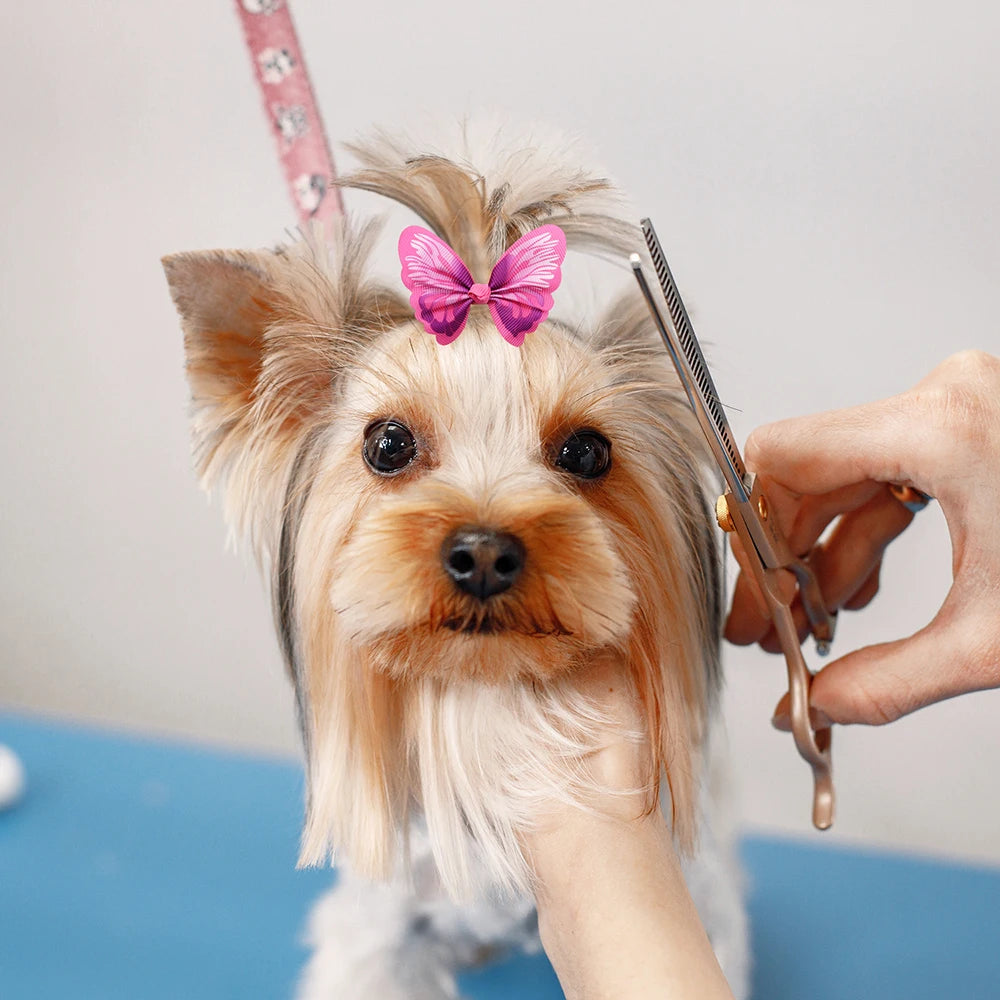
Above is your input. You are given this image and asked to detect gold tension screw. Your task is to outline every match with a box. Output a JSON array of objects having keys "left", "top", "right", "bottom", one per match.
[{"left": 715, "top": 494, "right": 735, "bottom": 532}]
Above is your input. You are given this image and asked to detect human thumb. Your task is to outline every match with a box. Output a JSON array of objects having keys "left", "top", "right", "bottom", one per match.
[{"left": 772, "top": 612, "right": 974, "bottom": 728}]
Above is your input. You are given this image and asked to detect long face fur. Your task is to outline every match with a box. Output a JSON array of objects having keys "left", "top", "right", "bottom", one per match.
[{"left": 163, "top": 131, "right": 722, "bottom": 895}]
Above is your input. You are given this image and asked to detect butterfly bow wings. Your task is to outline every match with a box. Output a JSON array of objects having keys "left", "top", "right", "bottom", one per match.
[{"left": 398, "top": 224, "right": 567, "bottom": 346}]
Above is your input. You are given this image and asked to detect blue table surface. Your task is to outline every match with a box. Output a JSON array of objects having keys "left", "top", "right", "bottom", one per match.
[{"left": 1, "top": 712, "right": 998, "bottom": 1000}]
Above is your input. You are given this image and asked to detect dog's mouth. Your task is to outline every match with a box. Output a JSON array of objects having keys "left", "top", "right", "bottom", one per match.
[
  {"left": 440, "top": 614, "right": 572, "bottom": 638},
  {"left": 443, "top": 616, "right": 500, "bottom": 635}
]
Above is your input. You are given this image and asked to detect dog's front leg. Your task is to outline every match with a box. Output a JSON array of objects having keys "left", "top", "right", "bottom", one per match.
[{"left": 296, "top": 832, "right": 538, "bottom": 1000}]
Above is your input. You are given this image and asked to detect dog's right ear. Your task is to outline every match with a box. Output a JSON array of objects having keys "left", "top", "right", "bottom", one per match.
[
  {"left": 162, "top": 226, "right": 410, "bottom": 517},
  {"left": 162, "top": 249, "right": 287, "bottom": 493}
]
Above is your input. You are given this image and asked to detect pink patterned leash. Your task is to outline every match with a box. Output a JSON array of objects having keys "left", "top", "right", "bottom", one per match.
[{"left": 232, "top": 0, "right": 343, "bottom": 228}]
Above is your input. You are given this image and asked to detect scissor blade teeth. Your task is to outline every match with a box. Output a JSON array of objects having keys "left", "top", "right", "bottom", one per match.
[{"left": 638, "top": 219, "right": 749, "bottom": 496}]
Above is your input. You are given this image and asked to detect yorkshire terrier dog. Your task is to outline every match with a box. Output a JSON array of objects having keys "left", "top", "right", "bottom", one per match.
[{"left": 163, "top": 127, "right": 748, "bottom": 999}]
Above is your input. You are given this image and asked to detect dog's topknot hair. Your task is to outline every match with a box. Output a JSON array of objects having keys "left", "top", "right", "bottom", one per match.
[{"left": 340, "top": 123, "right": 642, "bottom": 280}]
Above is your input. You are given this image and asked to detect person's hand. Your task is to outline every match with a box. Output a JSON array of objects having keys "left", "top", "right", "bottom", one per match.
[
  {"left": 725, "top": 350, "right": 1000, "bottom": 727},
  {"left": 523, "top": 654, "right": 736, "bottom": 1000}
]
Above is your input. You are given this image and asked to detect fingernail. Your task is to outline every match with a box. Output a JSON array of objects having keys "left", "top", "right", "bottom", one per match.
[{"left": 771, "top": 710, "right": 791, "bottom": 732}]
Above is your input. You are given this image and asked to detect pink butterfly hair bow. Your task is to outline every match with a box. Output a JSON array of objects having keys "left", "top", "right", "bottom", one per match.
[{"left": 398, "top": 224, "right": 567, "bottom": 347}]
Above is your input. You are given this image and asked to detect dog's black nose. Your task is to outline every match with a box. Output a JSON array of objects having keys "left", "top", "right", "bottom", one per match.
[{"left": 442, "top": 527, "right": 525, "bottom": 600}]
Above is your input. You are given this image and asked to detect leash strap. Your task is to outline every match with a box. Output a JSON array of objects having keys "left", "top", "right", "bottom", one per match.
[{"left": 232, "top": 0, "right": 343, "bottom": 227}]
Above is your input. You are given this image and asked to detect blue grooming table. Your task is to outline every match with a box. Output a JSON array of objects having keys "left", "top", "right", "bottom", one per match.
[{"left": 1, "top": 712, "right": 998, "bottom": 999}]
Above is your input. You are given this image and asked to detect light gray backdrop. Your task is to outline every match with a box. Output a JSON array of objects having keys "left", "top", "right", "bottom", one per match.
[{"left": 3, "top": 0, "right": 998, "bottom": 864}]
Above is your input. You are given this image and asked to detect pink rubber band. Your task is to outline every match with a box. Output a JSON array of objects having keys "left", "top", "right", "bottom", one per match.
[{"left": 232, "top": 0, "right": 343, "bottom": 228}]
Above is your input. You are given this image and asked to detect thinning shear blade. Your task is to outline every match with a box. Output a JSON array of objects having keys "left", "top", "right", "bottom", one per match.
[{"left": 630, "top": 219, "right": 836, "bottom": 830}]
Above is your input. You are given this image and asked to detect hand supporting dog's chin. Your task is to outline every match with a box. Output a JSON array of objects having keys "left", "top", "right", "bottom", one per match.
[{"left": 546, "top": 654, "right": 654, "bottom": 807}]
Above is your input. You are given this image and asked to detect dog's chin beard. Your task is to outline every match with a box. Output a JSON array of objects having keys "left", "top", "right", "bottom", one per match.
[
  {"left": 438, "top": 601, "right": 575, "bottom": 638},
  {"left": 361, "top": 606, "right": 590, "bottom": 683}
]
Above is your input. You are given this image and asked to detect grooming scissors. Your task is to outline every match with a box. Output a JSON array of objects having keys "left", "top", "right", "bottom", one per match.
[{"left": 630, "top": 219, "right": 836, "bottom": 830}]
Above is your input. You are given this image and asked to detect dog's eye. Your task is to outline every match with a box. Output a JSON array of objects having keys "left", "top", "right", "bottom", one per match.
[
  {"left": 363, "top": 420, "right": 417, "bottom": 475},
  {"left": 555, "top": 430, "right": 612, "bottom": 480}
]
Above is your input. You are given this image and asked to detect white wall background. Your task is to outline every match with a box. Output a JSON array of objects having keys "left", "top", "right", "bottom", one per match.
[{"left": 2, "top": 0, "right": 998, "bottom": 865}]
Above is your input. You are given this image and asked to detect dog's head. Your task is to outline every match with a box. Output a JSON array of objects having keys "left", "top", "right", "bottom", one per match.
[{"left": 164, "top": 131, "right": 722, "bottom": 893}]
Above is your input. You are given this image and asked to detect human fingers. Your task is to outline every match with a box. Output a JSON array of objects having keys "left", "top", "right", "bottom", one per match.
[
  {"left": 775, "top": 481, "right": 885, "bottom": 558},
  {"left": 746, "top": 351, "right": 1000, "bottom": 503},
  {"left": 724, "top": 483, "right": 877, "bottom": 646},
  {"left": 724, "top": 535, "right": 772, "bottom": 646},
  {"left": 726, "top": 484, "right": 901, "bottom": 649},
  {"left": 804, "top": 488, "right": 914, "bottom": 612},
  {"left": 730, "top": 351, "right": 1000, "bottom": 654},
  {"left": 765, "top": 560, "right": 884, "bottom": 656},
  {"left": 842, "top": 561, "right": 881, "bottom": 611},
  {"left": 770, "top": 694, "right": 831, "bottom": 732},
  {"left": 758, "top": 490, "right": 912, "bottom": 653},
  {"left": 744, "top": 398, "right": 917, "bottom": 498},
  {"left": 772, "top": 592, "right": 1000, "bottom": 727}
]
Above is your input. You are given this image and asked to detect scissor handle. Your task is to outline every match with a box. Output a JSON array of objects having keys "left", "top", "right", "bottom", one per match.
[
  {"left": 761, "top": 571, "right": 835, "bottom": 830},
  {"left": 788, "top": 557, "right": 837, "bottom": 655},
  {"left": 721, "top": 487, "right": 835, "bottom": 830}
]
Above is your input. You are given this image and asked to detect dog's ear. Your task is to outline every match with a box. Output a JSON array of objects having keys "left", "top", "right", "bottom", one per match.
[
  {"left": 162, "top": 223, "right": 410, "bottom": 537},
  {"left": 163, "top": 250, "right": 277, "bottom": 485},
  {"left": 163, "top": 250, "right": 296, "bottom": 496}
]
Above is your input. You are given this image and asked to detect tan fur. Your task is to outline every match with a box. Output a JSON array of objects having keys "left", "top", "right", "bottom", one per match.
[{"left": 163, "top": 129, "right": 722, "bottom": 896}]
